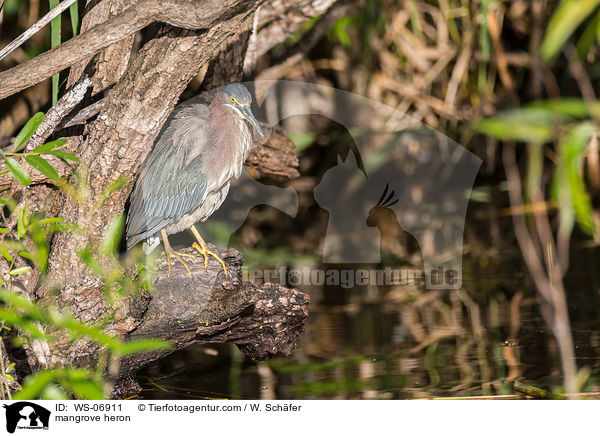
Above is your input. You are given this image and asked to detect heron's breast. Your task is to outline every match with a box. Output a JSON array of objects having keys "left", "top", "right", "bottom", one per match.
[{"left": 204, "top": 120, "right": 252, "bottom": 190}]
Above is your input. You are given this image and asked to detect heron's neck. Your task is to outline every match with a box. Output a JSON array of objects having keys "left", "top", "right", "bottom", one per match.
[
  {"left": 207, "top": 104, "right": 250, "bottom": 149},
  {"left": 205, "top": 104, "right": 252, "bottom": 183}
]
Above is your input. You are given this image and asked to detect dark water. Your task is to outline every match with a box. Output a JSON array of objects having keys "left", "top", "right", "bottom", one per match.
[{"left": 137, "top": 243, "right": 600, "bottom": 399}]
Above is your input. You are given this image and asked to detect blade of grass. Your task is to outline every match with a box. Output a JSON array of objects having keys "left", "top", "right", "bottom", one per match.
[
  {"left": 49, "top": 0, "right": 61, "bottom": 105},
  {"left": 69, "top": 0, "right": 79, "bottom": 35}
]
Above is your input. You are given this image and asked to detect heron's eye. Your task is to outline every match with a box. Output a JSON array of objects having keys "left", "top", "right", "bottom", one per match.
[{"left": 230, "top": 97, "right": 237, "bottom": 104}]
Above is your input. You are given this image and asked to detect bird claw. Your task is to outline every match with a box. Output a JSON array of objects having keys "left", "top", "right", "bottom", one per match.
[
  {"left": 161, "top": 249, "right": 193, "bottom": 277},
  {"left": 192, "top": 242, "right": 229, "bottom": 276}
]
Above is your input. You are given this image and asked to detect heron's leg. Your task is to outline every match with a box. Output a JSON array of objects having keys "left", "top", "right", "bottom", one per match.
[
  {"left": 161, "top": 229, "right": 193, "bottom": 277},
  {"left": 189, "top": 225, "right": 228, "bottom": 275}
]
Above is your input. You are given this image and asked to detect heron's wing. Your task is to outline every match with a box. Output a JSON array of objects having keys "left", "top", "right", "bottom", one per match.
[
  {"left": 126, "top": 105, "right": 210, "bottom": 247},
  {"left": 126, "top": 154, "right": 207, "bottom": 247}
]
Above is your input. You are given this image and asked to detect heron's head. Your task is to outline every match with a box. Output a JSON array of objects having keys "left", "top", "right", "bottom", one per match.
[{"left": 218, "top": 83, "right": 263, "bottom": 137}]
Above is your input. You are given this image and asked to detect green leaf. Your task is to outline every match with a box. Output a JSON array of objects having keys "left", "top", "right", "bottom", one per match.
[
  {"left": 23, "top": 201, "right": 29, "bottom": 227},
  {"left": 116, "top": 339, "right": 172, "bottom": 356},
  {"left": 472, "top": 108, "right": 556, "bottom": 143},
  {"left": 0, "top": 240, "right": 27, "bottom": 253},
  {"left": 0, "top": 197, "right": 17, "bottom": 211},
  {"left": 95, "top": 176, "right": 128, "bottom": 209},
  {"left": 18, "top": 251, "right": 34, "bottom": 261},
  {"left": 0, "top": 310, "right": 46, "bottom": 339},
  {"left": 14, "top": 370, "right": 60, "bottom": 400},
  {"left": 329, "top": 16, "right": 353, "bottom": 47},
  {"left": 49, "top": 150, "right": 79, "bottom": 162},
  {"left": 100, "top": 215, "right": 124, "bottom": 256},
  {"left": 0, "top": 247, "right": 12, "bottom": 263},
  {"left": 541, "top": 0, "right": 600, "bottom": 62},
  {"left": 0, "top": 228, "right": 8, "bottom": 233},
  {"left": 41, "top": 384, "right": 70, "bottom": 400},
  {"left": 527, "top": 99, "right": 600, "bottom": 119},
  {"left": 9, "top": 266, "right": 31, "bottom": 276},
  {"left": 288, "top": 132, "right": 317, "bottom": 151},
  {"left": 32, "top": 138, "right": 67, "bottom": 154},
  {"left": 554, "top": 123, "right": 596, "bottom": 236},
  {"left": 25, "top": 155, "right": 60, "bottom": 183},
  {"left": 69, "top": 0, "right": 79, "bottom": 36},
  {"left": 78, "top": 245, "right": 102, "bottom": 276},
  {"left": 5, "top": 157, "right": 31, "bottom": 186},
  {"left": 14, "top": 112, "right": 44, "bottom": 150}
]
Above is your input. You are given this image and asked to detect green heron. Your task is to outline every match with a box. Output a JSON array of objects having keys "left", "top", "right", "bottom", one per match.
[{"left": 126, "top": 83, "right": 263, "bottom": 276}]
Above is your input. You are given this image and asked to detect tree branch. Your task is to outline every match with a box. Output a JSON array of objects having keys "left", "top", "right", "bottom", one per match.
[
  {"left": 0, "top": 0, "right": 251, "bottom": 100},
  {"left": 22, "top": 76, "right": 91, "bottom": 153}
]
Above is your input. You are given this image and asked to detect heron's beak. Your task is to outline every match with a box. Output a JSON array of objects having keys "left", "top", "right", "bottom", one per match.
[{"left": 242, "top": 105, "right": 264, "bottom": 137}]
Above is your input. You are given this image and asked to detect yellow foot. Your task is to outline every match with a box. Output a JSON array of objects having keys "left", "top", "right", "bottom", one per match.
[
  {"left": 161, "top": 249, "right": 195, "bottom": 277},
  {"left": 192, "top": 242, "right": 228, "bottom": 276}
]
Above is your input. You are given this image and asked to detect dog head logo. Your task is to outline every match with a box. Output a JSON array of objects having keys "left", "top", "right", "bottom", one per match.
[{"left": 3, "top": 402, "right": 50, "bottom": 433}]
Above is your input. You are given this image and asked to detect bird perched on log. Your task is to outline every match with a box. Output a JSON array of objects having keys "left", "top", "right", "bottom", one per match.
[{"left": 126, "top": 83, "right": 263, "bottom": 276}]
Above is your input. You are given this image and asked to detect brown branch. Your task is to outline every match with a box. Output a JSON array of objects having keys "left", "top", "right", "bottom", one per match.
[
  {"left": 124, "top": 246, "right": 309, "bottom": 362},
  {"left": 59, "top": 98, "right": 106, "bottom": 129},
  {"left": 0, "top": 0, "right": 249, "bottom": 100},
  {"left": 246, "top": 125, "right": 299, "bottom": 181},
  {"left": 22, "top": 76, "right": 91, "bottom": 153}
]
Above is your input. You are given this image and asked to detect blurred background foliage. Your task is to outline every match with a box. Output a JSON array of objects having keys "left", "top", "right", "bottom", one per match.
[{"left": 1, "top": 0, "right": 600, "bottom": 398}]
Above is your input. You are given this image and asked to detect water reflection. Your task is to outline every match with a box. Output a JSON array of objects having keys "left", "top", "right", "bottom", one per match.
[{"left": 138, "top": 245, "right": 600, "bottom": 399}]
